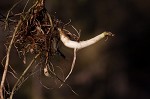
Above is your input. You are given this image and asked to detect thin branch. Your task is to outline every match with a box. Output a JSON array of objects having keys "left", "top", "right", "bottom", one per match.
[
  {"left": 17, "top": 68, "right": 41, "bottom": 91},
  {"left": 9, "top": 53, "right": 40, "bottom": 99},
  {"left": 60, "top": 48, "right": 77, "bottom": 88},
  {"left": 22, "top": 0, "right": 30, "bottom": 13},
  {"left": 46, "top": 12, "right": 53, "bottom": 27},
  {"left": 4, "top": 0, "right": 22, "bottom": 30},
  {"left": 7, "top": 71, "right": 18, "bottom": 80},
  {"left": 9, "top": 65, "right": 17, "bottom": 75},
  {"left": 0, "top": 20, "right": 22, "bottom": 99},
  {"left": 39, "top": 81, "right": 51, "bottom": 90},
  {"left": 47, "top": 65, "right": 78, "bottom": 95},
  {"left": 70, "top": 25, "right": 81, "bottom": 38}
]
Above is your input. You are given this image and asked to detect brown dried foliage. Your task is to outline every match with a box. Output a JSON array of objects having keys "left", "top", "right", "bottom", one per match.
[
  {"left": 0, "top": 0, "right": 79, "bottom": 98},
  {"left": 9, "top": 0, "right": 79, "bottom": 64}
]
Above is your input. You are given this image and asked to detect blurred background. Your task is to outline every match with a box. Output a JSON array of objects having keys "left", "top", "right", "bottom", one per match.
[{"left": 0, "top": 0, "right": 150, "bottom": 99}]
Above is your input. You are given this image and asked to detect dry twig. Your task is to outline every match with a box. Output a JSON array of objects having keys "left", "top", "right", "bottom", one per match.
[{"left": 9, "top": 53, "right": 40, "bottom": 99}]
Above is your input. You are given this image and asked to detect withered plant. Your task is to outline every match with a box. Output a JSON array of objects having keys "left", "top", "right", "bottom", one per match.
[{"left": 0, "top": 0, "right": 114, "bottom": 99}]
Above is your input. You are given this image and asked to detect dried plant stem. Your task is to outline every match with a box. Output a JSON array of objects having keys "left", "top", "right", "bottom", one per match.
[
  {"left": 60, "top": 48, "right": 77, "bottom": 88},
  {"left": 0, "top": 20, "right": 22, "bottom": 99},
  {"left": 46, "top": 62, "right": 78, "bottom": 95},
  {"left": 4, "top": 0, "right": 22, "bottom": 30},
  {"left": 9, "top": 53, "right": 40, "bottom": 99}
]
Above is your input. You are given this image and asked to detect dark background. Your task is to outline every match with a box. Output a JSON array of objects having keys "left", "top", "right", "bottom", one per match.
[{"left": 0, "top": 0, "right": 150, "bottom": 99}]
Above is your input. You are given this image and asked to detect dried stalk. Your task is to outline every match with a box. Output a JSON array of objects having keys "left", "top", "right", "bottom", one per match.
[
  {"left": 0, "top": 20, "right": 22, "bottom": 99},
  {"left": 4, "top": 0, "right": 22, "bottom": 30},
  {"left": 9, "top": 53, "right": 40, "bottom": 99},
  {"left": 60, "top": 48, "right": 77, "bottom": 88},
  {"left": 45, "top": 61, "right": 78, "bottom": 95}
]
